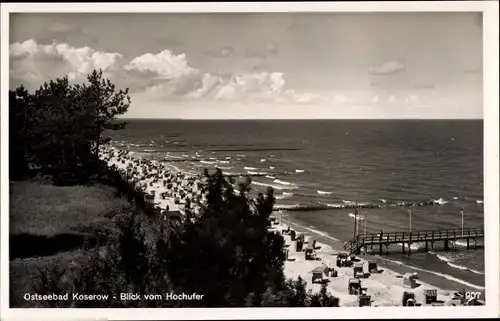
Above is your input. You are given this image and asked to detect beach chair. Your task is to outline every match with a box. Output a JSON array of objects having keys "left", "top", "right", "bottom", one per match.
[
  {"left": 353, "top": 263, "right": 364, "bottom": 278},
  {"left": 348, "top": 278, "right": 361, "bottom": 295},
  {"left": 283, "top": 248, "right": 289, "bottom": 261},
  {"left": 424, "top": 289, "right": 438, "bottom": 304},
  {"left": 295, "top": 240, "right": 304, "bottom": 252},
  {"left": 336, "top": 253, "right": 348, "bottom": 267},
  {"left": 403, "top": 273, "right": 418, "bottom": 289},
  {"left": 326, "top": 266, "right": 338, "bottom": 277},
  {"left": 358, "top": 294, "right": 371, "bottom": 307},
  {"left": 368, "top": 261, "right": 378, "bottom": 273},
  {"left": 305, "top": 246, "right": 315, "bottom": 260},
  {"left": 402, "top": 291, "right": 416, "bottom": 306},
  {"left": 312, "top": 267, "right": 324, "bottom": 284}
]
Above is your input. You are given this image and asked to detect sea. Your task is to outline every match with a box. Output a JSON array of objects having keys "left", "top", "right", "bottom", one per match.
[{"left": 106, "top": 119, "right": 485, "bottom": 295}]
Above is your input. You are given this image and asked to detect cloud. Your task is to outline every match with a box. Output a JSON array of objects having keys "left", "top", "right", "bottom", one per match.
[
  {"left": 369, "top": 61, "right": 405, "bottom": 75},
  {"left": 123, "top": 49, "right": 313, "bottom": 103},
  {"left": 10, "top": 41, "right": 319, "bottom": 104},
  {"left": 124, "top": 50, "right": 197, "bottom": 80},
  {"left": 214, "top": 72, "right": 286, "bottom": 101},
  {"left": 10, "top": 39, "right": 122, "bottom": 89}
]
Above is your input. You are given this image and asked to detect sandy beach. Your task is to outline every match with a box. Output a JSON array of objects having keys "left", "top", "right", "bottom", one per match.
[
  {"left": 99, "top": 145, "right": 463, "bottom": 307},
  {"left": 99, "top": 145, "right": 206, "bottom": 217},
  {"left": 267, "top": 217, "right": 457, "bottom": 307}
]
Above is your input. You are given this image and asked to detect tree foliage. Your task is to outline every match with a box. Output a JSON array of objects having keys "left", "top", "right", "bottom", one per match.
[
  {"left": 163, "top": 168, "right": 286, "bottom": 306},
  {"left": 13, "top": 71, "right": 340, "bottom": 307},
  {"left": 8, "top": 69, "right": 130, "bottom": 184}
]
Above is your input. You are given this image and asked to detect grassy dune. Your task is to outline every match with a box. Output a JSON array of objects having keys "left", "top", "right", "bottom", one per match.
[
  {"left": 10, "top": 181, "right": 129, "bottom": 236},
  {"left": 9, "top": 181, "right": 131, "bottom": 307}
]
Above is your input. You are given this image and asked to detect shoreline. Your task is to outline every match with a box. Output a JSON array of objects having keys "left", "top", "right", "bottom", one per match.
[
  {"left": 99, "top": 144, "right": 481, "bottom": 306},
  {"left": 269, "top": 216, "right": 459, "bottom": 307},
  {"left": 277, "top": 214, "right": 486, "bottom": 301}
]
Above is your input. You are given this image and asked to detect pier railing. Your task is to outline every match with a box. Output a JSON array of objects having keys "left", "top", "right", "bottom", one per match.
[
  {"left": 357, "top": 227, "right": 484, "bottom": 244},
  {"left": 344, "top": 227, "right": 484, "bottom": 255}
]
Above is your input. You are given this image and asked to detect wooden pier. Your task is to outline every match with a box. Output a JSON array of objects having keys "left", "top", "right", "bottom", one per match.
[{"left": 344, "top": 227, "right": 484, "bottom": 255}]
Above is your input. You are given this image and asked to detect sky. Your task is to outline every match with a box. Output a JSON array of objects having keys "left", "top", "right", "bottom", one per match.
[{"left": 9, "top": 12, "right": 483, "bottom": 119}]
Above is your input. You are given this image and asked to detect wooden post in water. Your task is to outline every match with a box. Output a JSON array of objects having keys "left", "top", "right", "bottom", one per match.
[
  {"left": 461, "top": 207, "right": 464, "bottom": 238},
  {"left": 444, "top": 240, "right": 449, "bottom": 251},
  {"left": 379, "top": 231, "right": 383, "bottom": 254},
  {"left": 353, "top": 207, "right": 358, "bottom": 242},
  {"left": 408, "top": 232, "right": 412, "bottom": 256}
]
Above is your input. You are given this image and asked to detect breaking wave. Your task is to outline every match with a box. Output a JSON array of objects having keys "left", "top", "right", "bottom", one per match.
[{"left": 253, "top": 181, "right": 298, "bottom": 191}]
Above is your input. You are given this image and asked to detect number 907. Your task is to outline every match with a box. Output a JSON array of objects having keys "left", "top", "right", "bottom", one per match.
[{"left": 465, "top": 292, "right": 481, "bottom": 300}]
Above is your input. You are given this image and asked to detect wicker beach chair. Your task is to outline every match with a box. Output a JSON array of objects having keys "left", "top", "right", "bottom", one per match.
[
  {"left": 424, "top": 289, "right": 438, "bottom": 304},
  {"left": 353, "top": 263, "right": 364, "bottom": 278},
  {"left": 403, "top": 273, "right": 418, "bottom": 289},
  {"left": 295, "top": 240, "right": 304, "bottom": 252},
  {"left": 368, "top": 261, "right": 378, "bottom": 273},
  {"left": 402, "top": 291, "right": 416, "bottom": 306},
  {"left": 312, "top": 267, "right": 323, "bottom": 284},
  {"left": 305, "top": 245, "right": 315, "bottom": 260},
  {"left": 348, "top": 278, "right": 361, "bottom": 295},
  {"left": 358, "top": 294, "right": 371, "bottom": 307}
]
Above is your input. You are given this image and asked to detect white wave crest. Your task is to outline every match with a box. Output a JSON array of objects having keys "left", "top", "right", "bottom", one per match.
[
  {"left": 433, "top": 197, "right": 449, "bottom": 205},
  {"left": 274, "top": 179, "right": 293, "bottom": 186},
  {"left": 253, "top": 181, "right": 297, "bottom": 190}
]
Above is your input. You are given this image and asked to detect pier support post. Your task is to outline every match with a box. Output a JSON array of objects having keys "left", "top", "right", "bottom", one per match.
[
  {"left": 425, "top": 241, "right": 428, "bottom": 252},
  {"left": 431, "top": 241, "right": 434, "bottom": 250},
  {"left": 408, "top": 243, "right": 411, "bottom": 256},
  {"left": 402, "top": 242, "right": 405, "bottom": 254},
  {"left": 467, "top": 238, "right": 470, "bottom": 249},
  {"left": 444, "top": 240, "right": 449, "bottom": 251}
]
